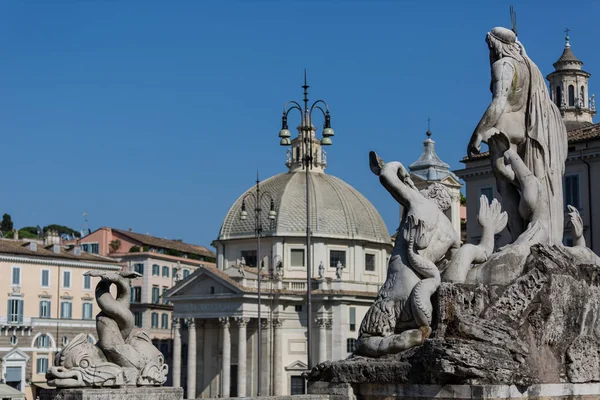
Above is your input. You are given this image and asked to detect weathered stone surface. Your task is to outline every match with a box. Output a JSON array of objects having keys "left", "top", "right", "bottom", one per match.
[
  {"left": 308, "top": 245, "right": 600, "bottom": 386},
  {"left": 39, "top": 387, "right": 183, "bottom": 400}
]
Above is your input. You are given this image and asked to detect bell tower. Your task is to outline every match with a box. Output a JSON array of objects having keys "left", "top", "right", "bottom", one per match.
[{"left": 547, "top": 30, "right": 596, "bottom": 130}]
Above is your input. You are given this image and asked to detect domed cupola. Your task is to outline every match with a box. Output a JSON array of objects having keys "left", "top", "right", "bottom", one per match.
[{"left": 547, "top": 30, "right": 596, "bottom": 130}]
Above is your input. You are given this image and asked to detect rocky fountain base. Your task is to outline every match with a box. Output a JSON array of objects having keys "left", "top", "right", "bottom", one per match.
[{"left": 306, "top": 245, "right": 600, "bottom": 400}]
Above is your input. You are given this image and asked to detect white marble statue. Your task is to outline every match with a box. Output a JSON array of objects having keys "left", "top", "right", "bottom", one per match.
[
  {"left": 467, "top": 26, "right": 568, "bottom": 246},
  {"left": 335, "top": 261, "right": 343, "bottom": 279},
  {"left": 318, "top": 261, "right": 325, "bottom": 279}
]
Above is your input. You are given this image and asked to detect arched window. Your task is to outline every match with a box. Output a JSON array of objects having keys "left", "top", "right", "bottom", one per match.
[
  {"left": 37, "top": 334, "right": 50, "bottom": 348},
  {"left": 556, "top": 86, "right": 562, "bottom": 107},
  {"left": 569, "top": 85, "right": 575, "bottom": 106}
]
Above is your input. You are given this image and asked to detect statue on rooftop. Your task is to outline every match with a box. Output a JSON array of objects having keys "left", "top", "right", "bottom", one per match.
[
  {"left": 318, "top": 261, "right": 325, "bottom": 279},
  {"left": 467, "top": 26, "right": 568, "bottom": 246},
  {"left": 46, "top": 270, "right": 168, "bottom": 388}
]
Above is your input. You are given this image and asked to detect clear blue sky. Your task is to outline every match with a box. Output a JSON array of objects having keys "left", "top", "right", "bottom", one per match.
[{"left": 1, "top": 1, "right": 598, "bottom": 248}]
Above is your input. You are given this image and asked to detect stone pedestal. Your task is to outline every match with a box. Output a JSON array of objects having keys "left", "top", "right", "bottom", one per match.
[
  {"left": 40, "top": 387, "right": 183, "bottom": 400},
  {"left": 308, "top": 382, "right": 600, "bottom": 400}
]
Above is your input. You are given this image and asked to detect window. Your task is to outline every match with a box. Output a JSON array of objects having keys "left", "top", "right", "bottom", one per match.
[
  {"left": 290, "top": 376, "right": 305, "bottom": 395},
  {"left": 60, "top": 301, "right": 72, "bottom": 319},
  {"left": 569, "top": 84, "right": 575, "bottom": 107},
  {"left": 349, "top": 307, "right": 356, "bottom": 331},
  {"left": 83, "top": 274, "right": 91, "bottom": 290},
  {"left": 134, "top": 312, "right": 143, "bottom": 328},
  {"left": 241, "top": 250, "right": 257, "bottom": 267},
  {"left": 152, "top": 264, "right": 160, "bottom": 276},
  {"left": 62, "top": 271, "right": 71, "bottom": 288},
  {"left": 295, "top": 305, "right": 302, "bottom": 312},
  {"left": 480, "top": 187, "right": 493, "bottom": 204},
  {"left": 62, "top": 336, "right": 69, "bottom": 346},
  {"left": 36, "top": 357, "right": 49, "bottom": 374},
  {"left": 162, "top": 287, "right": 168, "bottom": 304},
  {"left": 556, "top": 86, "right": 562, "bottom": 107},
  {"left": 183, "top": 269, "right": 190, "bottom": 279},
  {"left": 161, "top": 313, "right": 169, "bottom": 329},
  {"left": 152, "top": 286, "right": 160, "bottom": 304},
  {"left": 329, "top": 250, "right": 346, "bottom": 268},
  {"left": 210, "top": 286, "right": 215, "bottom": 294},
  {"left": 81, "top": 243, "right": 90, "bottom": 253},
  {"left": 151, "top": 312, "right": 159, "bottom": 328},
  {"left": 133, "top": 263, "right": 144, "bottom": 275},
  {"left": 9, "top": 335, "right": 18, "bottom": 345},
  {"left": 11, "top": 266, "right": 21, "bottom": 285},
  {"left": 131, "top": 287, "right": 142, "bottom": 303},
  {"left": 8, "top": 299, "right": 23, "bottom": 324},
  {"left": 347, "top": 338, "right": 357, "bottom": 353},
  {"left": 37, "top": 334, "right": 50, "bottom": 348},
  {"left": 41, "top": 270, "right": 50, "bottom": 287},
  {"left": 172, "top": 267, "right": 177, "bottom": 278},
  {"left": 290, "top": 249, "right": 305, "bottom": 267},
  {"left": 365, "top": 254, "right": 375, "bottom": 272},
  {"left": 162, "top": 266, "right": 169, "bottom": 277},
  {"left": 82, "top": 303, "right": 93, "bottom": 320},
  {"left": 564, "top": 175, "right": 581, "bottom": 210},
  {"left": 90, "top": 243, "right": 99, "bottom": 254},
  {"left": 39, "top": 300, "right": 51, "bottom": 318}
]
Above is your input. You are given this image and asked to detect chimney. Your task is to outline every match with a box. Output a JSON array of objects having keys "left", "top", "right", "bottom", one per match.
[
  {"left": 74, "top": 246, "right": 81, "bottom": 256},
  {"left": 44, "top": 230, "right": 60, "bottom": 246},
  {"left": 53, "top": 244, "right": 61, "bottom": 254},
  {"left": 26, "top": 241, "right": 37, "bottom": 251},
  {"left": 13, "top": 229, "right": 18, "bottom": 241}
]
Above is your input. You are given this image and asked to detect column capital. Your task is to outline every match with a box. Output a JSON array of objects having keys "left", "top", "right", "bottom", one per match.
[
  {"left": 260, "top": 318, "right": 270, "bottom": 329},
  {"left": 234, "top": 317, "right": 249, "bottom": 327},
  {"left": 218, "top": 317, "right": 230, "bottom": 328},
  {"left": 326, "top": 319, "right": 333, "bottom": 329},
  {"left": 172, "top": 317, "right": 181, "bottom": 329},
  {"left": 272, "top": 318, "right": 283, "bottom": 329},
  {"left": 185, "top": 318, "right": 195, "bottom": 328},
  {"left": 315, "top": 317, "right": 328, "bottom": 328}
]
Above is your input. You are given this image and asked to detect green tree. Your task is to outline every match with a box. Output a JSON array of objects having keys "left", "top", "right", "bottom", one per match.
[
  {"left": 1, "top": 214, "right": 13, "bottom": 233},
  {"left": 460, "top": 192, "right": 467, "bottom": 206}
]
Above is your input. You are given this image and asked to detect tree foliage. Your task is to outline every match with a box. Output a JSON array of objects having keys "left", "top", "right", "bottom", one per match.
[
  {"left": 43, "top": 224, "right": 81, "bottom": 238},
  {"left": 1, "top": 214, "right": 13, "bottom": 233}
]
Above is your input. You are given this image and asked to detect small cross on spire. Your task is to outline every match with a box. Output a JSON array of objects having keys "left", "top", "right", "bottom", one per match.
[{"left": 565, "top": 28, "right": 571, "bottom": 45}]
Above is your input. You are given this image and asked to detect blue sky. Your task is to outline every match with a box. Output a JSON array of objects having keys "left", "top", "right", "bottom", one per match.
[{"left": 1, "top": 0, "right": 598, "bottom": 248}]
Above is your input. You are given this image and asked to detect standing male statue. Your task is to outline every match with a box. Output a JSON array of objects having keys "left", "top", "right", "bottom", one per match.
[{"left": 467, "top": 27, "right": 568, "bottom": 245}]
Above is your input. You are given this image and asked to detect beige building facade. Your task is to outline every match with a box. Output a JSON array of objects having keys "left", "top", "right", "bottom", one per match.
[{"left": 0, "top": 235, "right": 121, "bottom": 400}]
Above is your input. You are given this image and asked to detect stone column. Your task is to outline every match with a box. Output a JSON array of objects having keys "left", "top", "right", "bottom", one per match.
[
  {"left": 234, "top": 317, "right": 249, "bottom": 397},
  {"left": 316, "top": 318, "right": 327, "bottom": 363},
  {"left": 219, "top": 317, "right": 231, "bottom": 398},
  {"left": 272, "top": 318, "right": 283, "bottom": 396},
  {"left": 186, "top": 318, "right": 196, "bottom": 399},
  {"left": 172, "top": 318, "right": 182, "bottom": 388}
]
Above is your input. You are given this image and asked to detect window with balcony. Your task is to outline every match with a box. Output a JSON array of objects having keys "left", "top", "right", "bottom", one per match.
[
  {"left": 131, "top": 287, "right": 142, "bottom": 303},
  {"left": 39, "top": 300, "right": 51, "bottom": 318},
  {"left": 162, "top": 266, "right": 169, "bottom": 277},
  {"left": 36, "top": 357, "right": 49, "bottom": 374},
  {"left": 82, "top": 303, "right": 93, "bottom": 320},
  {"left": 41, "top": 270, "right": 50, "bottom": 288},
  {"left": 329, "top": 250, "right": 346, "bottom": 268},
  {"left": 8, "top": 299, "right": 23, "bottom": 324},
  {"left": 11, "top": 266, "right": 21, "bottom": 285},
  {"left": 62, "top": 271, "right": 71, "bottom": 289},
  {"left": 161, "top": 313, "right": 169, "bottom": 329},
  {"left": 151, "top": 312, "right": 159, "bottom": 328},
  {"left": 152, "top": 264, "right": 160, "bottom": 276},
  {"left": 152, "top": 286, "right": 160, "bottom": 304},
  {"left": 60, "top": 301, "right": 72, "bottom": 319},
  {"left": 365, "top": 254, "right": 375, "bottom": 272},
  {"left": 290, "top": 249, "right": 305, "bottom": 267}
]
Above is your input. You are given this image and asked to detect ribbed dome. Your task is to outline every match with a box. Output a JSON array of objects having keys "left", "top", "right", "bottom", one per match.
[{"left": 218, "top": 171, "right": 391, "bottom": 244}]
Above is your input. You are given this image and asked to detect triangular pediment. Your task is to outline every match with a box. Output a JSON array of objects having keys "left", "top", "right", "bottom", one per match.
[
  {"left": 285, "top": 360, "right": 308, "bottom": 371},
  {"left": 2, "top": 348, "right": 30, "bottom": 362},
  {"left": 167, "top": 267, "right": 243, "bottom": 298},
  {"left": 440, "top": 175, "right": 462, "bottom": 187}
]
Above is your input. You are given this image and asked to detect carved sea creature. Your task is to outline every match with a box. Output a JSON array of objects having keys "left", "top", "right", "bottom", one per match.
[{"left": 47, "top": 270, "right": 168, "bottom": 387}]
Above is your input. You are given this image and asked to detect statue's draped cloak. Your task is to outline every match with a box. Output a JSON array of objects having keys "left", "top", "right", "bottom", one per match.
[{"left": 521, "top": 54, "right": 568, "bottom": 245}]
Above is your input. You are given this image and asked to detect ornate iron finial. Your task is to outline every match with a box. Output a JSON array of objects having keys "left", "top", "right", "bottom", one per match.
[
  {"left": 510, "top": 5, "right": 518, "bottom": 37},
  {"left": 303, "top": 68, "right": 309, "bottom": 105},
  {"left": 565, "top": 28, "right": 571, "bottom": 45}
]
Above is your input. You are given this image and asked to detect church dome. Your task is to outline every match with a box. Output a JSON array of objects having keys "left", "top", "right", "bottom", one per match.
[{"left": 218, "top": 171, "right": 391, "bottom": 244}]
